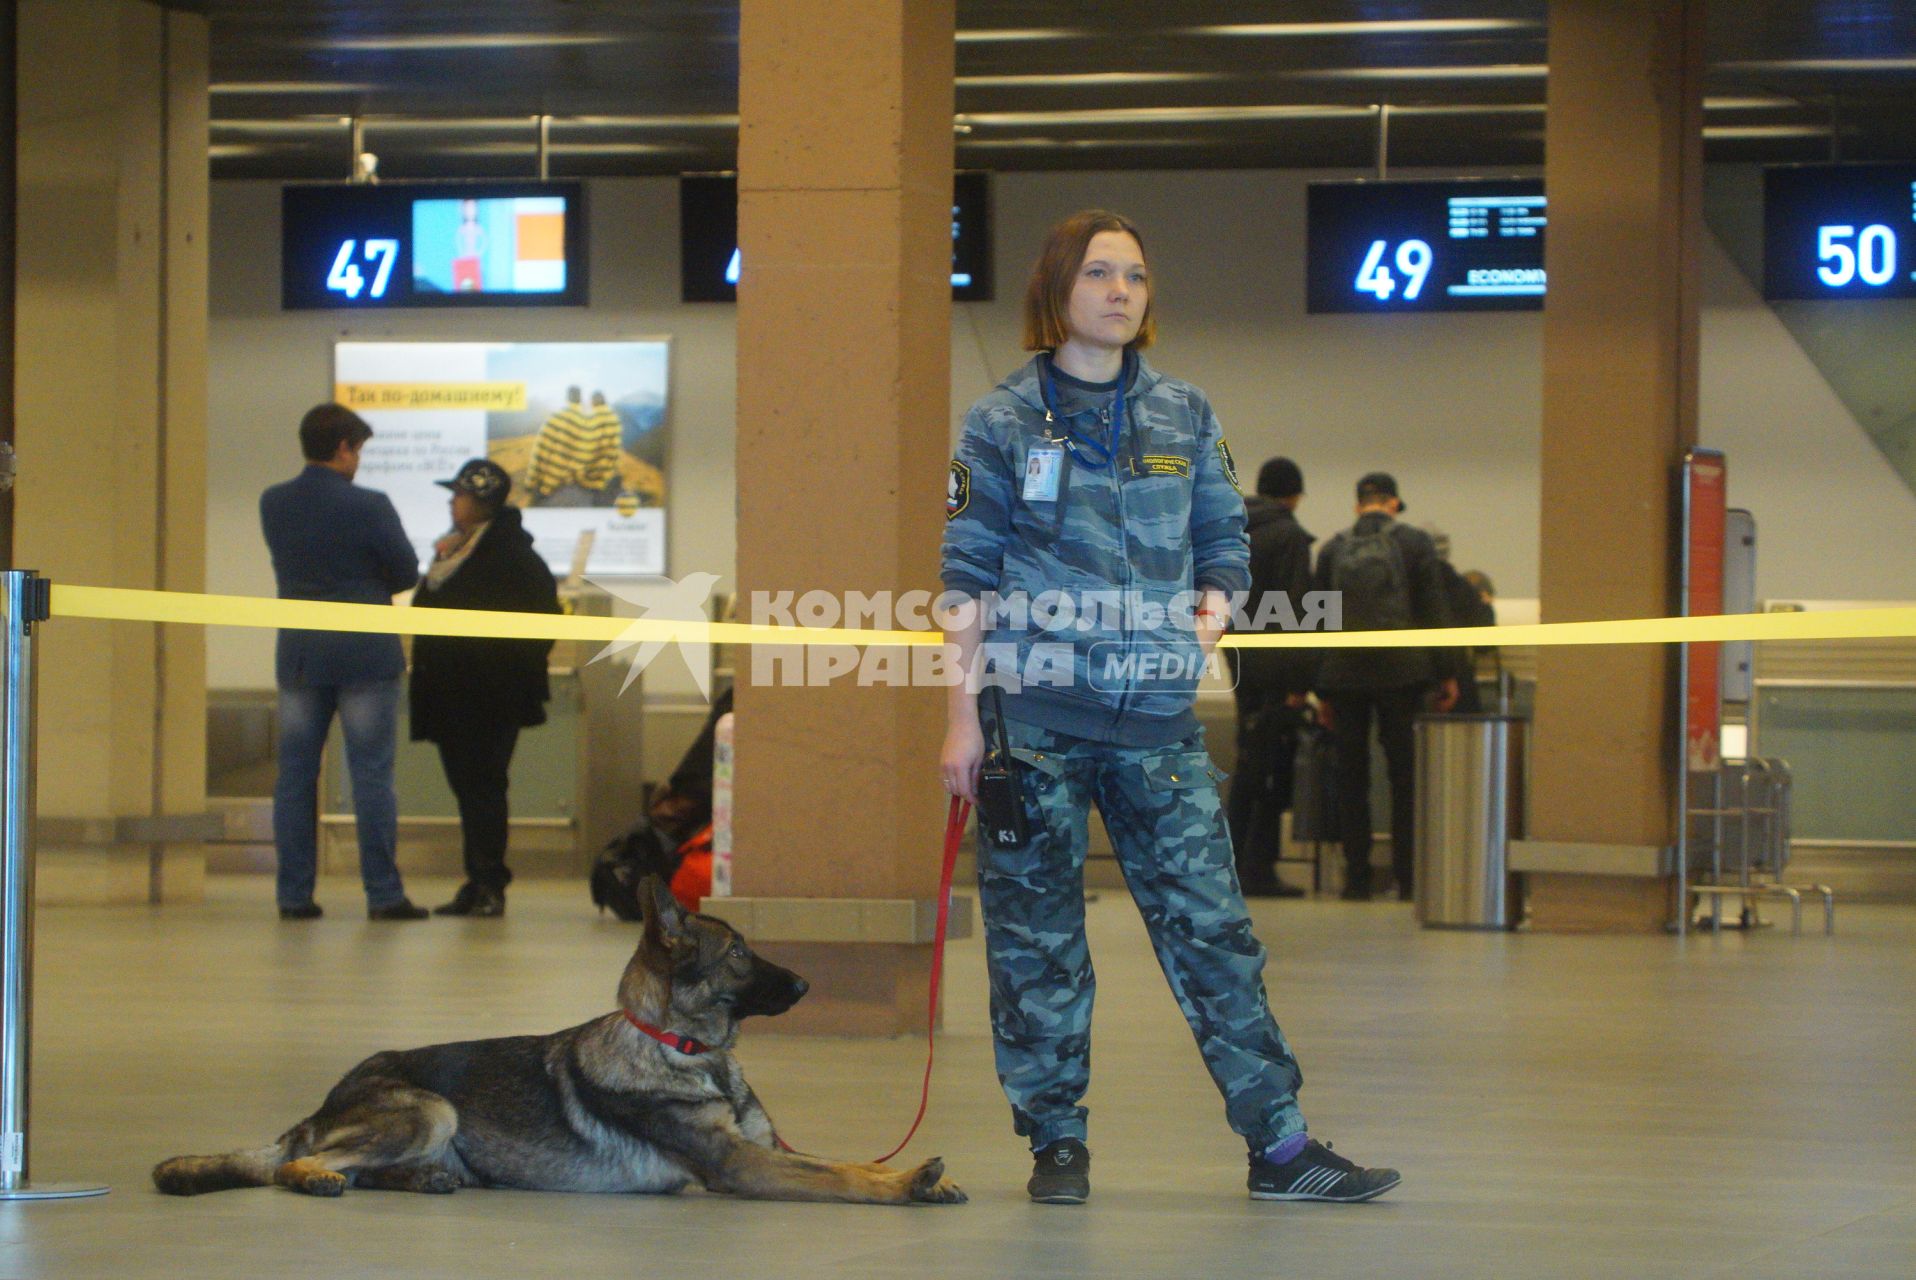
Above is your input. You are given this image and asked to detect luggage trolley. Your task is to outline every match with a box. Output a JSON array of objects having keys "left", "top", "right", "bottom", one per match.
[{"left": 1689, "top": 757, "right": 1833, "bottom": 935}]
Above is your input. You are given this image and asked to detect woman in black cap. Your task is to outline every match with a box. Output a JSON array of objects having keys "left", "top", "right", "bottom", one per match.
[{"left": 409, "top": 458, "right": 561, "bottom": 916}]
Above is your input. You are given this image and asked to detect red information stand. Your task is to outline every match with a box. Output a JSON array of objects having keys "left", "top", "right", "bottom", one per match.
[{"left": 1675, "top": 448, "right": 1727, "bottom": 934}]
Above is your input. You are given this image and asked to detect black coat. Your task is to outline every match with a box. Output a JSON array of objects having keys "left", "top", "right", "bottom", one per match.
[
  {"left": 408, "top": 507, "right": 561, "bottom": 743},
  {"left": 1233, "top": 496, "right": 1317, "bottom": 698}
]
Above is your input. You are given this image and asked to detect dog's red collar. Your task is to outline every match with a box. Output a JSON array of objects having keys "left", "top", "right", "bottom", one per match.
[{"left": 622, "top": 1008, "right": 711, "bottom": 1056}]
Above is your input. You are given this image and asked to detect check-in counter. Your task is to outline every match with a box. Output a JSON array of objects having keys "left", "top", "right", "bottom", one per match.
[{"left": 317, "top": 658, "right": 648, "bottom": 879}]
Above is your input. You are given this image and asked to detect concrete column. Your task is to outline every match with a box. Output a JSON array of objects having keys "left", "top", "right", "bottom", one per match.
[
  {"left": 725, "top": 0, "right": 954, "bottom": 1032},
  {"left": 13, "top": 0, "right": 210, "bottom": 904},
  {"left": 1522, "top": 0, "right": 1704, "bottom": 931}
]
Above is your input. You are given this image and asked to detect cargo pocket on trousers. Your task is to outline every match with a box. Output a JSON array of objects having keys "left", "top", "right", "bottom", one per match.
[
  {"left": 1008, "top": 746, "right": 1065, "bottom": 798},
  {"left": 1137, "top": 749, "right": 1231, "bottom": 874},
  {"left": 1141, "top": 749, "right": 1221, "bottom": 793}
]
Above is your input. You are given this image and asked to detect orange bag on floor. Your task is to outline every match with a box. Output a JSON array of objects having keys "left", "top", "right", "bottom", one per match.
[{"left": 669, "top": 824, "right": 714, "bottom": 912}]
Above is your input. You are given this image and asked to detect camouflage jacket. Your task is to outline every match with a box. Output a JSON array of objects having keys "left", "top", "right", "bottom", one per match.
[{"left": 941, "top": 354, "right": 1250, "bottom": 746}]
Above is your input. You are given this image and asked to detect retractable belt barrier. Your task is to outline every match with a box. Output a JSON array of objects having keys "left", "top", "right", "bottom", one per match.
[{"left": 47, "top": 583, "right": 1916, "bottom": 648}]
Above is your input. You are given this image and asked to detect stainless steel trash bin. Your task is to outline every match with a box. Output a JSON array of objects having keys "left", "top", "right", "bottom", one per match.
[{"left": 1414, "top": 714, "right": 1524, "bottom": 929}]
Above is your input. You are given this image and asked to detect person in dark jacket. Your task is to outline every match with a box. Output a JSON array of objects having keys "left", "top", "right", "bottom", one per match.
[
  {"left": 1312, "top": 473, "right": 1456, "bottom": 901},
  {"left": 1226, "top": 457, "right": 1314, "bottom": 897},
  {"left": 260, "top": 403, "right": 427, "bottom": 921},
  {"left": 1424, "top": 527, "right": 1498, "bottom": 714},
  {"left": 409, "top": 459, "right": 560, "bottom": 917}
]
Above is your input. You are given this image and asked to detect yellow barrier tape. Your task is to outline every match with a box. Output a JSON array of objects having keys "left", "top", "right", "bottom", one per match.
[
  {"left": 50, "top": 585, "right": 935, "bottom": 647},
  {"left": 45, "top": 585, "right": 1916, "bottom": 649}
]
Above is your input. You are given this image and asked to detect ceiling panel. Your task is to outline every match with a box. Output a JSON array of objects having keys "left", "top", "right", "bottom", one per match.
[{"left": 175, "top": 1, "right": 1916, "bottom": 180}]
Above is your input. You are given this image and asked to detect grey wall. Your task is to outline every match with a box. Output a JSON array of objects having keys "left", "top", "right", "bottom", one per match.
[{"left": 207, "top": 170, "right": 1916, "bottom": 688}]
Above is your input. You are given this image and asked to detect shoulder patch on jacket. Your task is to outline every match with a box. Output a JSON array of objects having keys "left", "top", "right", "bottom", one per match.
[
  {"left": 1216, "top": 438, "right": 1239, "bottom": 488},
  {"left": 946, "top": 460, "right": 971, "bottom": 520}
]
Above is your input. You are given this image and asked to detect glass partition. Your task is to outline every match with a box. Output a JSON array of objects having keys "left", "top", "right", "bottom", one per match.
[{"left": 1755, "top": 683, "right": 1916, "bottom": 842}]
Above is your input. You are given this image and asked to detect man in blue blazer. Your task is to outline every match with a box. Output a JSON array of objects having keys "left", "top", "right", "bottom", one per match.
[{"left": 260, "top": 404, "right": 428, "bottom": 921}]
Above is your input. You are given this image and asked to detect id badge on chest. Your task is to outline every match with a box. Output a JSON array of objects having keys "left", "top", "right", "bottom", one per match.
[{"left": 1022, "top": 444, "right": 1065, "bottom": 503}]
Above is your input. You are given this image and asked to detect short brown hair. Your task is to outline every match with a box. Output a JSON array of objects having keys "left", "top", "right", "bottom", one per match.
[
  {"left": 299, "top": 402, "right": 374, "bottom": 462},
  {"left": 1021, "top": 209, "right": 1155, "bottom": 352}
]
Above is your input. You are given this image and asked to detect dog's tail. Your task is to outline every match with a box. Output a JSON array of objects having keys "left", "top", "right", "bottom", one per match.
[{"left": 151, "top": 1144, "right": 283, "bottom": 1196}]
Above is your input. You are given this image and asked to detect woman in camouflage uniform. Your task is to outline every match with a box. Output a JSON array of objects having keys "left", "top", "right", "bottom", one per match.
[{"left": 938, "top": 210, "right": 1398, "bottom": 1207}]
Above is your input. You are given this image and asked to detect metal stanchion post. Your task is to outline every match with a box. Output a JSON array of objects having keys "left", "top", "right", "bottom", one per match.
[{"left": 0, "top": 571, "right": 107, "bottom": 1200}]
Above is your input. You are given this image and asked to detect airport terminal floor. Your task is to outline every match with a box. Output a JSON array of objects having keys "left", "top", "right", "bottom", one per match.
[{"left": 5, "top": 875, "right": 1911, "bottom": 1279}]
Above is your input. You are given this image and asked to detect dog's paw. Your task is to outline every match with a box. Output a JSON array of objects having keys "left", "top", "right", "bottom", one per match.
[
  {"left": 906, "top": 1157, "right": 967, "bottom": 1205},
  {"left": 151, "top": 1159, "right": 193, "bottom": 1196},
  {"left": 418, "top": 1169, "right": 461, "bottom": 1195},
  {"left": 298, "top": 1170, "right": 348, "bottom": 1197}
]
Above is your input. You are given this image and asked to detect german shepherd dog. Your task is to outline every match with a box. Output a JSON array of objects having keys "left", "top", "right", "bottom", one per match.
[{"left": 153, "top": 878, "right": 965, "bottom": 1206}]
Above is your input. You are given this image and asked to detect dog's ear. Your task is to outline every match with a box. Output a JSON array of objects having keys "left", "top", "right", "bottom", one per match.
[{"left": 638, "top": 875, "right": 687, "bottom": 942}]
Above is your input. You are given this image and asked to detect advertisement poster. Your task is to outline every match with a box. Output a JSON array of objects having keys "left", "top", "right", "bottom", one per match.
[{"left": 334, "top": 341, "right": 669, "bottom": 576}]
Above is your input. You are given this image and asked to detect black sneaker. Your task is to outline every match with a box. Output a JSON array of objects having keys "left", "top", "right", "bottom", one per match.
[
  {"left": 367, "top": 898, "right": 430, "bottom": 921},
  {"left": 278, "top": 901, "right": 323, "bottom": 921},
  {"left": 1248, "top": 1139, "right": 1399, "bottom": 1202},
  {"left": 1027, "top": 1138, "right": 1090, "bottom": 1204}
]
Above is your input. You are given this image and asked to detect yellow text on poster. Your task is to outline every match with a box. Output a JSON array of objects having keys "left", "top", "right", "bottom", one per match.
[{"left": 334, "top": 382, "right": 527, "bottom": 412}]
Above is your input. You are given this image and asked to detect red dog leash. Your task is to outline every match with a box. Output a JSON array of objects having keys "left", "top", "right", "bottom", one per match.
[
  {"left": 774, "top": 795, "right": 969, "bottom": 1164},
  {"left": 867, "top": 795, "right": 969, "bottom": 1164}
]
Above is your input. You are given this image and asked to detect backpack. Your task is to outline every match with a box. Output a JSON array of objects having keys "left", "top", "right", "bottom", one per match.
[{"left": 1331, "top": 524, "right": 1412, "bottom": 632}]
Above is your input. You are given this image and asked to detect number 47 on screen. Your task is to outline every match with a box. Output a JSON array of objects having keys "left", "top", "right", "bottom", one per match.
[{"left": 326, "top": 238, "right": 400, "bottom": 300}]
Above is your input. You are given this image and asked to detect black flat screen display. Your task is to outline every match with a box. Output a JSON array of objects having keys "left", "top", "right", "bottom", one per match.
[
  {"left": 681, "top": 172, "right": 992, "bottom": 302},
  {"left": 1307, "top": 179, "right": 1547, "bottom": 313},
  {"left": 282, "top": 181, "right": 587, "bottom": 310},
  {"left": 1764, "top": 164, "right": 1916, "bottom": 300}
]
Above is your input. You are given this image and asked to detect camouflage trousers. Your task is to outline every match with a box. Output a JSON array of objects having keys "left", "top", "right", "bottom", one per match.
[{"left": 977, "top": 717, "right": 1307, "bottom": 1153}]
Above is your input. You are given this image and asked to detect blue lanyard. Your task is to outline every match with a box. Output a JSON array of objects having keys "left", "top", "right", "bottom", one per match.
[{"left": 1037, "top": 350, "right": 1134, "bottom": 470}]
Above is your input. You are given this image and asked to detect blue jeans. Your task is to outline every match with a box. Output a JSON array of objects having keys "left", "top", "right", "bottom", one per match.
[{"left": 274, "top": 679, "right": 406, "bottom": 910}]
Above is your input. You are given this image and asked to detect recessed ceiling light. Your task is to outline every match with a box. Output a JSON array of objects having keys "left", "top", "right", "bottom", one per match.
[
  {"left": 1703, "top": 124, "right": 1833, "bottom": 139},
  {"left": 1713, "top": 58, "right": 1916, "bottom": 73},
  {"left": 1387, "top": 103, "right": 1546, "bottom": 116},
  {"left": 958, "top": 71, "right": 1224, "bottom": 87},
  {"left": 961, "top": 136, "right": 1221, "bottom": 150},
  {"left": 958, "top": 70, "right": 1224, "bottom": 89},
  {"left": 1290, "top": 64, "right": 1548, "bottom": 80},
  {"left": 1703, "top": 95, "right": 1804, "bottom": 110},
  {"left": 305, "top": 33, "right": 628, "bottom": 52},
  {"left": 357, "top": 117, "right": 549, "bottom": 131},
  {"left": 211, "top": 81, "right": 371, "bottom": 94},
  {"left": 551, "top": 142, "right": 700, "bottom": 155},
  {"left": 954, "top": 28, "right": 1081, "bottom": 43},
  {"left": 557, "top": 114, "right": 741, "bottom": 129},
  {"left": 210, "top": 118, "right": 353, "bottom": 133},
  {"left": 963, "top": 104, "right": 1378, "bottom": 127},
  {"left": 1187, "top": 19, "right": 1540, "bottom": 37}
]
